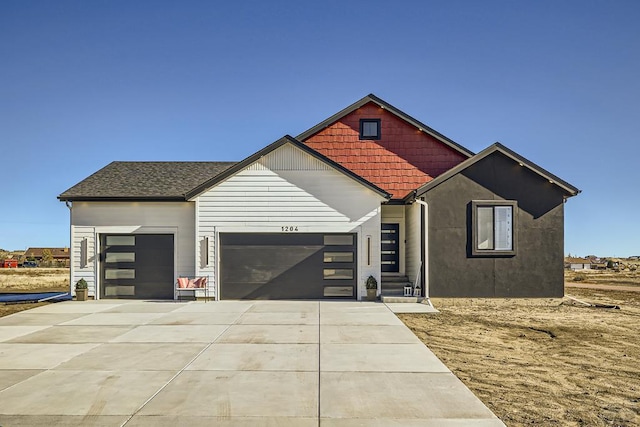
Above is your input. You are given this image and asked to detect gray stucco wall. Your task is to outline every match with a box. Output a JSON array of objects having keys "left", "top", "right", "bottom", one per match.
[{"left": 424, "top": 152, "right": 566, "bottom": 298}]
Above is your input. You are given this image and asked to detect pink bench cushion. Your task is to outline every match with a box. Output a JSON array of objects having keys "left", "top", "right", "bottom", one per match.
[
  {"left": 177, "top": 277, "right": 207, "bottom": 289},
  {"left": 193, "top": 277, "right": 207, "bottom": 288}
]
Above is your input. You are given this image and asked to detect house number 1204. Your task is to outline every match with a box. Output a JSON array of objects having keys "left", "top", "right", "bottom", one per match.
[{"left": 281, "top": 226, "right": 299, "bottom": 232}]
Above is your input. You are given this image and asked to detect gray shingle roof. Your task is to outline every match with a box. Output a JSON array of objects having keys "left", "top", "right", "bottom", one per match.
[{"left": 58, "top": 161, "right": 237, "bottom": 201}]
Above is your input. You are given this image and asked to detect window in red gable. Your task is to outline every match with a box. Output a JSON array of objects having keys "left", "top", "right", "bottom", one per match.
[{"left": 359, "top": 119, "right": 381, "bottom": 140}]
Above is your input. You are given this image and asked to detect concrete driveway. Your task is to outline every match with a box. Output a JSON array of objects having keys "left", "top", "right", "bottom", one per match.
[{"left": 0, "top": 300, "right": 504, "bottom": 426}]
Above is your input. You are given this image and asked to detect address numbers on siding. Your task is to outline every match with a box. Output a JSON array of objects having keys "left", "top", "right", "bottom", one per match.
[{"left": 281, "top": 226, "right": 299, "bottom": 232}]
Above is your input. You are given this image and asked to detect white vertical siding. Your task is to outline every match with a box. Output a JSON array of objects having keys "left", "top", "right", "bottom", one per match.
[
  {"left": 246, "top": 143, "right": 333, "bottom": 171},
  {"left": 358, "top": 212, "right": 381, "bottom": 298},
  {"left": 422, "top": 201, "right": 429, "bottom": 297},
  {"left": 70, "top": 225, "right": 97, "bottom": 296},
  {"left": 195, "top": 143, "right": 385, "bottom": 300},
  {"left": 70, "top": 201, "right": 195, "bottom": 298}
]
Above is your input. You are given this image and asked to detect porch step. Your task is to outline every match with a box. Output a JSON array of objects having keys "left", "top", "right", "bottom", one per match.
[
  {"left": 381, "top": 276, "right": 412, "bottom": 291},
  {"left": 381, "top": 296, "right": 425, "bottom": 303},
  {"left": 380, "top": 276, "right": 421, "bottom": 301},
  {"left": 380, "top": 287, "right": 412, "bottom": 297},
  {"left": 381, "top": 275, "right": 411, "bottom": 283}
]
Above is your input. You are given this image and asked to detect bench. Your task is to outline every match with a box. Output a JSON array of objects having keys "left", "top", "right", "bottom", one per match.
[{"left": 176, "top": 276, "right": 211, "bottom": 301}]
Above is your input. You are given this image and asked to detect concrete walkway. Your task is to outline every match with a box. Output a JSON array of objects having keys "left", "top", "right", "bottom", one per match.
[{"left": 0, "top": 300, "right": 503, "bottom": 426}]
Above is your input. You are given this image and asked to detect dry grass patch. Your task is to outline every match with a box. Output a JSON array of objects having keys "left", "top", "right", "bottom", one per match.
[
  {"left": 399, "top": 289, "right": 640, "bottom": 426},
  {"left": 0, "top": 268, "right": 69, "bottom": 293},
  {"left": 0, "top": 268, "right": 70, "bottom": 317},
  {"left": 565, "top": 269, "right": 640, "bottom": 288}
]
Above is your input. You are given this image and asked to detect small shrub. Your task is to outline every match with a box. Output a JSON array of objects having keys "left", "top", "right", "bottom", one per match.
[
  {"left": 572, "top": 273, "right": 587, "bottom": 282},
  {"left": 365, "top": 275, "right": 378, "bottom": 289}
]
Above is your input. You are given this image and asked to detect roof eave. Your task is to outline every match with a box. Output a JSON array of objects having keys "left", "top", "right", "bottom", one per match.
[
  {"left": 295, "top": 93, "right": 474, "bottom": 158},
  {"left": 185, "top": 135, "right": 392, "bottom": 200},
  {"left": 491, "top": 142, "right": 580, "bottom": 196},
  {"left": 414, "top": 142, "right": 581, "bottom": 198},
  {"left": 402, "top": 190, "right": 418, "bottom": 203},
  {"left": 57, "top": 196, "right": 187, "bottom": 202}
]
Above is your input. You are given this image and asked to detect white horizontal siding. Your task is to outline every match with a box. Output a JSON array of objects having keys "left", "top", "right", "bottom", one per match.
[
  {"left": 195, "top": 143, "right": 385, "bottom": 299},
  {"left": 70, "top": 201, "right": 195, "bottom": 299},
  {"left": 198, "top": 169, "right": 381, "bottom": 228}
]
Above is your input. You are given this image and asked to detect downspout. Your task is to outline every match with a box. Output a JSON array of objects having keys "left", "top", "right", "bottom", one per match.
[
  {"left": 65, "top": 201, "right": 73, "bottom": 297},
  {"left": 413, "top": 199, "right": 432, "bottom": 307}
]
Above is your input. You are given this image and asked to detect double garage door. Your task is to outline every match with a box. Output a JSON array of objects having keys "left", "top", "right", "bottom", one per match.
[{"left": 220, "top": 233, "right": 357, "bottom": 300}]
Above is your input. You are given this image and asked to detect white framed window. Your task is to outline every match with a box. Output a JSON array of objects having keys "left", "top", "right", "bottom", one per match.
[{"left": 472, "top": 201, "right": 517, "bottom": 256}]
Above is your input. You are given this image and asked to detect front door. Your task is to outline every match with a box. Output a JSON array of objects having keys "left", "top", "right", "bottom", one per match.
[{"left": 381, "top": 223, "right": 400, "bottom": 273}]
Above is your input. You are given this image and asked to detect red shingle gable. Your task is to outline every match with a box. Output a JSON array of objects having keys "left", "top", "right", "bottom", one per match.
[{"left": 302, "top": 102, "right": 468, "bottom": 199}]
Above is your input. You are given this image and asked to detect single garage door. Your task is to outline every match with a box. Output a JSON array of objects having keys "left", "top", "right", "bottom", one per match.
[
  {"left": 220, "top": 233, "right": 357, "bottom": 300},
  {"left": 100, "top": 234, "right": 174, "bottom": 299}
]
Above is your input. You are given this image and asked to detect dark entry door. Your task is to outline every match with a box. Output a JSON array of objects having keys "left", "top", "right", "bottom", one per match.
[
  {"left": 381, "top": 223, "right": 400, "bottom": 272},
  {"left": 100, "top": 234, "right": 174, "bottom": 299},
  {"left": 220, "top": 233, "right": 357, "bottom": 300}
]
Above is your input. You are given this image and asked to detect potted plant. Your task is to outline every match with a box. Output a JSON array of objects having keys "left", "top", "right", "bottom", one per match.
[
  {"left": 75, "top": 278, "right": 88, "bottom": 301},
  {"left": 365, "top": 275, "right": 378, "bottom": 301}
]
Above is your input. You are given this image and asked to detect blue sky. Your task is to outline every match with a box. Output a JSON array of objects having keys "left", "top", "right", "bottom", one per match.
[{"left": 1, "top": 0, "right": 638, "bottom": 257}]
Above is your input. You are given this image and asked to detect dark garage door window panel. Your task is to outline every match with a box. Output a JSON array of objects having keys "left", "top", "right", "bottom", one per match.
[{"left": 323, "top": 252, "right": 354, "bottom": 263}]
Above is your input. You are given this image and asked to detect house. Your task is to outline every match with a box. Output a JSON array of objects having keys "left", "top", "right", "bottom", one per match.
[
  {"left": 592, "top": 261, "right": 608, "bottom": 270},
  {"left": 565, "top": 257, "right": 592, "bottom": 271},
  {"left": 23, "top": 247, "right": 71, "bottom": 267},
  {"left": 58, "top": 94, "right": 580, "bottom": 300}
]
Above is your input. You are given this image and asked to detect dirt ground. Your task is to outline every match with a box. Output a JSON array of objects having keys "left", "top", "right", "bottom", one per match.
[
  {"left": 400, "top": 289, "right": 640, "bottom": 426},
  {"left": 0, "top": 301, "right": 47, "bottom": 318}
]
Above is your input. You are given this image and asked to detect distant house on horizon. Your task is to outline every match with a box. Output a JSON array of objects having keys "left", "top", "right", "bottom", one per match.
[
  {"left": 23, "top": 247, "right": 70, "bottom": 267},
  {"left": 565, "top": 257, "right": 592, "bottom": 271}
]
